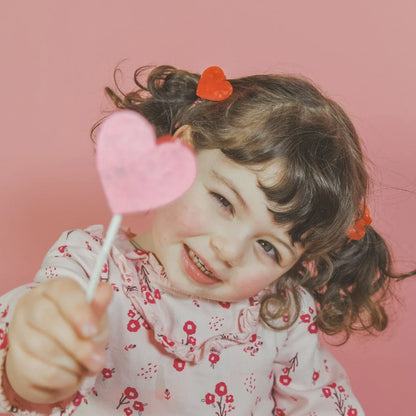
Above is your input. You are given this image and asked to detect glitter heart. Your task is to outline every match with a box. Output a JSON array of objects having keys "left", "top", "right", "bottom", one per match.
[{"left": 96, "top": 110, "right": 197, "bottom": 214}]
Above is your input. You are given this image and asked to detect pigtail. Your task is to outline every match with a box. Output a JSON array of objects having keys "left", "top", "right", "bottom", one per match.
[
  {"left": 262, "top": 226, "right": 414, "bottom": 339},
  {"left": 309, "top": 226, "right": 414, "bottom": 340},
  {"left": 94, "top": 65, "right": 201, "bottom": 138}
]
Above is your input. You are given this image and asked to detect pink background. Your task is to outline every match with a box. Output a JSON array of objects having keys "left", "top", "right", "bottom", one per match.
[{"left": 0, "top": 1, "right": 415, "bottom": 415}]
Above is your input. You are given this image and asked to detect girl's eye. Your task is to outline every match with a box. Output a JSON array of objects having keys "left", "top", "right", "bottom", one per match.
[
  {"left": 211, "top": 192, "right": 234, "bottom": 213},
  {"left": 257, "top": 240, "right": 280, "bottom": 263}
]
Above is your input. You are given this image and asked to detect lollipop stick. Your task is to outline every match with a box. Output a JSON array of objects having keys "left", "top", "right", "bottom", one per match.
[{"left": 87, "top": 214, "right": 122, "bottom": 302}]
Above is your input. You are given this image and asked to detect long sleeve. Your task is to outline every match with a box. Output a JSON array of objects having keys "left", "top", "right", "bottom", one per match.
[
  {"left": 272, "top": 290, "right": 364, "bottom": 416},
  {"left": 0, "top": 227, "right": 105, "bottom": 415}
]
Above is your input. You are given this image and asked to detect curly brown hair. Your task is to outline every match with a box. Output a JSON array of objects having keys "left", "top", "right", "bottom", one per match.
[{"left": 96, "top": 65, "right": 415, "bottom": 341}]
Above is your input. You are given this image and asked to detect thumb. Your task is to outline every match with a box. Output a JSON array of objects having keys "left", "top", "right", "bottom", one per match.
[{"left": 90, "top": 282, "right": 113, "bottom": 318}]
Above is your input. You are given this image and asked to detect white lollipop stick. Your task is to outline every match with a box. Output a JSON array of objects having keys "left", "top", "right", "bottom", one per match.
[{"left": 86, "top": 214, "right": 122, "bottom": 302}]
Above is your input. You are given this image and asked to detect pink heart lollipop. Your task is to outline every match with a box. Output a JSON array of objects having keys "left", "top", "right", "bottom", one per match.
[
  {"left": 87, "top": 110, "right": 196, "bottom": 301},
  {"left": 96, "top": 110, "right": 197, "bottom": 214}
]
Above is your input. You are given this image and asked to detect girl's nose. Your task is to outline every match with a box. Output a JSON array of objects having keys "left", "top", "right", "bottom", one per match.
[{"left": 210, "top": 233, "right": 245, "bottom": 268}]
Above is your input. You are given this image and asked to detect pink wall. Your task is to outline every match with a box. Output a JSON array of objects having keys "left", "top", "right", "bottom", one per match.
[{"left": 0, "top": 1, "right": 415, "bottom": 414}]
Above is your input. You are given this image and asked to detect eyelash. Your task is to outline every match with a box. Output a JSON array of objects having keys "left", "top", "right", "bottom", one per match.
[
  {"left": 210, "top": 192, "right": 280, "bottom": 263},
  {"left": 257, "top": 240, "right": 280, "bottom": 263},
  {"left": 211, "top": 192, "right": 234, "bottom": 214}
]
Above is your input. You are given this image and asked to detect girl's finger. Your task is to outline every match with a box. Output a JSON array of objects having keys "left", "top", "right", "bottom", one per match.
[
  {"left": 23, "top": 294, "right": 105, "bottom": 374},
  {"left": 16, "top": 324, "right": 86, "bottom": 376},
  {"left": 39, "top": 278, "right": 101, "bottom": 339},
  {"left": 91, "top": 282, "right": 113, "bottom": 319},
  {"left": 6, "top": 342, "right": 82, "bottom": 404}
]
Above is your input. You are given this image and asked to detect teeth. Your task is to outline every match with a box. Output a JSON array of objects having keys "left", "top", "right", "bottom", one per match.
[{"left": 188, "top": 249, "right": 215, "bottom": 277}]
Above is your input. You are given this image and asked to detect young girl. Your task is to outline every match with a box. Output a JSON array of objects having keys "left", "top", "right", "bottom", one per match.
[{"left": 0, "top": 65, "right": 414, "bottom": 416}]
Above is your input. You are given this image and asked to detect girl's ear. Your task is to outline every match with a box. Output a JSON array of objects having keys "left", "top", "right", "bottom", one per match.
[{"left": 174, "top": 125, "right": 194, "bottom": 147}]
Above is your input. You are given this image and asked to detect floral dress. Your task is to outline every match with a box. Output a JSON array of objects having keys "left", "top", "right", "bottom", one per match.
[{"left": 0, "top": 226, "right": 364, "bottom": 415}]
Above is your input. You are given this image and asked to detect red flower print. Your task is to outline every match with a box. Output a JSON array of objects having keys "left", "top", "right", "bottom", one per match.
[
  {"left": 275, "top": 409, "right": 286, "bottom": 416},
  {"left": 203, "top": 383, "right": 235, "bottom": 414},
  {"left": 116, "top": 387, "right": 143, "bottom": 410},
  {"left": 209, "top": 353, "right": 220, "bottom": 365},
  {"left": 218, "top": 301, "right": 231, "bottom": 309},
  {"left": 154, "top": 288, "right": 161, "bottom": 299},
  {"left": 173, "top": 358, "right": 186, "bottom": 372},
  {"left": 145, "top": 292, "right": 155, "bottom": 304},
  {"left": 58, "top": 245, "right": 67, "bottom": 253},
  {"left": 312, "top": 371, "right": 319, "bottom": 382},
  {"left": 249, "top": 334, "right": 257, "bottom": 343},
  {"left": 161, "top": 335, "right": 175, "bottom": 348},
  {"left": 0, "top": 330, "right": 8, "bottom": 350},
  {"left": 322, "top": 388, "right": 332, "bottom": 398},
  {"left": 133, "top": 401, "right": 145, "bottom": 411},
  {"left": 128, "top": 309, "right": 136, "bottom": 318},
  {"left": 73, "top": 393, "right": 85, "bottom": 407},
  {"left": 300, "top": 314, "right": 311, "bottom": 323},
  {"left": 124, "top": 387, "right": 139, "bottom": 400},
  {"left": 308, "top": 323, "right": 318, "bottom": 333},
  {"left": 102, "top": 368, "right": 114, "bottom": 379},
  {"left": 183, "top": 320, "right": 197, "bottom": 335},
  {"left": 279, "top": 375, "right": 292, "bottom": 386},
  {"left": 0, "top": 305, "right": 9, "bottom": 319},
  {"left": 347, "top": 408, "right": 358, "bottom": 416},
  {"left": 205, "top": 393, "right": 215, "bottom": 405},
  {"left": 124, "top": 344, "right": 136, "bottom": 351},
  {"left": 215, "top": 382, "right": 228, "bottom": 396},
  {"left": 188, "top": 336, "right": 196, "bottom": 346},
  {"left": 226, "top": 395, "right": 234, "bottom": 403},
  {"left": 127, "top": 319, "right": 141, "bottom": 332},
  {"left": 338, "top": 385, "right": 345, "bottom": 393}
]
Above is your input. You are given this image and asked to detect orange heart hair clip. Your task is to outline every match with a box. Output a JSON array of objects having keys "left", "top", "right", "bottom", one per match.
[
  {"left": 346, "top": 205, "right": 372, "bottom": 240},
  {"left": 196, "top": 66, "right": 233, "bottom": 101}
]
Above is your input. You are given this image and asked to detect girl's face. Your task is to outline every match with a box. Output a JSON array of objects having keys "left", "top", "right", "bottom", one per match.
[{"left": 136, "top": 148, "right": 304, "bottom": 302}]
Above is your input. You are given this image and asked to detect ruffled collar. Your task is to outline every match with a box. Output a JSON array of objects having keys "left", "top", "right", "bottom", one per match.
[{"left": 110, "top": 231, "right": 265, "bottom": 363}]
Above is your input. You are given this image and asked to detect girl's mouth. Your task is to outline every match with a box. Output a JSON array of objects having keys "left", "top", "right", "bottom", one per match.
[
  {"left": 181, "top": 245, "right": 220, "bottom": 285},
  {"left": 188, "top": 249, "right": 215, "bottom": 277}
]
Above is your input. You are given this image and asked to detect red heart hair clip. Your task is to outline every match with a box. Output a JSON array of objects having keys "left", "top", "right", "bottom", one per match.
[
  {"left": 346, "top": 205, "right": 372, "bottom": 240},
  {"left": 196, "top": 66, "right": 233, "bottom": 101}
]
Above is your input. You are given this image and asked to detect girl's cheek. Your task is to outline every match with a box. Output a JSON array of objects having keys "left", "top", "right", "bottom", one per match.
[
  {"left": 155, "top": 197, "right": 207, "bottom": 236},
  {"left": 235, "top": 275, "right": 275, "bottom": 300}
]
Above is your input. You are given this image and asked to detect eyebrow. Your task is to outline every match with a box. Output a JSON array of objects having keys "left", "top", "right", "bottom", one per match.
[
  {"left": 210, "top": 169, "right": 296, "bottom": 256},
  {"left": 211, "top": 170, "right": 248, "bottom": 209},
  {"left": 266, "top": 208, "right": 295, "bottom": 256}
]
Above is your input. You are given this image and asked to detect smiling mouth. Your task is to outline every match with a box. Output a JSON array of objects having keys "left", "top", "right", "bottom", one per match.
[{"left": 187, "top": 248, "right": 215, "bottom": 278}]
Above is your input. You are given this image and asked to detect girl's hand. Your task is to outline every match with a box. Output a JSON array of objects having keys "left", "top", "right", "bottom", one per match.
[{"left": 5, "top": 277, "right": 112, "bottom": 405}]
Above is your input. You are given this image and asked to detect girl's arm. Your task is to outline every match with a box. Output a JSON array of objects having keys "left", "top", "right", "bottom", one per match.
[
  {"left": 0, "top": 226, "right": 112, "bottom": 415},
  {"left": 272, "top": 290, "right": 365, "bottom": 416}
]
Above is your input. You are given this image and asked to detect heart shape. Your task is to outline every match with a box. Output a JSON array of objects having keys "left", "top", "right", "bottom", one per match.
[
  {"left": 96, "top": 110, "right": 197, "bottom": 214},
  {"left": 196, "top": 66, "right": 233, "bottom": 101}
]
